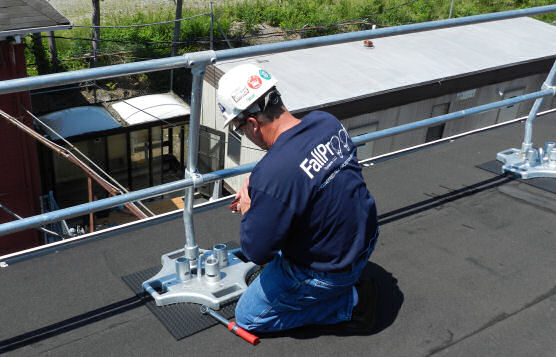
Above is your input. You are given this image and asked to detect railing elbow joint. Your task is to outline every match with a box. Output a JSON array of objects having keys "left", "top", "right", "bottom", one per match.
[
  {"left": 184, "top": 50, "right": 217, "bottom": 73},
  {"left": 542, "top": 83, "right": 556, "bottom": 96}
]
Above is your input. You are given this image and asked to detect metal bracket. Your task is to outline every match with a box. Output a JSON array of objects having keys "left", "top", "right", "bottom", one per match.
[
  {"left": 497, "top": 141, "right": 556, "bottom": 179},
  {"left": 183, "top": 169, "right": 203, "bottom": 189},
  {"left": 186, "top": 50, "right": 217, "bottom": 72},
  {"left": 191, "top": 171, "right": 204, "bottom": 188},
  {"left": 541, "top": 83, "right": 556, "bottom": 96},
  {"left": 142, "top": 243, "right": 257, "bottom": 309}
]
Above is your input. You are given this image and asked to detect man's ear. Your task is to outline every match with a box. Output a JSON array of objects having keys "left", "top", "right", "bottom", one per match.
[{"left": 247, "top": 116, "right": 261, "bottom": 132}]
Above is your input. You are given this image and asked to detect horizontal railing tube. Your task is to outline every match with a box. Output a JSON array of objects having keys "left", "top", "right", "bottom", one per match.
[
  {"left": 0, "top": 51, "right": 216, "bottom": 95},
  {"left": 1, "top": 5, "right": 555, "bottom": 95},
  {"left": 0, "top": 163, "right": 255, "bottom": 237},
  {"left": 0, "top": 87, "right": 553, "bottom": 237},
  {"left": 351, "top": 89, "right": 554, "bottom": 145}
]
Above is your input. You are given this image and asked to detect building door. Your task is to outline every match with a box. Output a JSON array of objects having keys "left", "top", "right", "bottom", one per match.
[{"left": 426, "top": 103, "right": 450, "bottom": 142}]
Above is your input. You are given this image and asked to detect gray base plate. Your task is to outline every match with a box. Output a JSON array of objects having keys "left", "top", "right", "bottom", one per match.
[
  {"left": 122, "top": 241, "right": 261, "bottom": 340},
  {"left": 122, "top": 266, "right": 238, "bottom": 340},
  {"left": 477, "top": 160, "right": 556, "bottom": 194}
]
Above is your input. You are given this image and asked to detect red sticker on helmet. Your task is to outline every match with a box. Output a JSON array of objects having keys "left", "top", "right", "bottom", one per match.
[{"left": 247, "top": 75, "right": 262, "bottom": 89}]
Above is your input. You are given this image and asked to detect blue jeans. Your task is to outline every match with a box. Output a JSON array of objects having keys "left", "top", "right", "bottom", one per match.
[{"left": 235, "top": 232, "right": 378, "bottom": 332}]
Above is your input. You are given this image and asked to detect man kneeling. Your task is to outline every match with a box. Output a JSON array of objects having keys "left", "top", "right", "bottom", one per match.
[{"left": 217, "top": 64, "right": 379, "bottom": 333}]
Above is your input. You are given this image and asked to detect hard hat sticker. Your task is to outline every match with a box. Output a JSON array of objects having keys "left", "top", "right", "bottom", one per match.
[
  {"left": 218, "top": 103, "right": 226, "bottom": 113},
  {"left": 247, "top": 75, "right": 262, "bottom": 89},
  {"left": 231, "top": 86, "right": 249, "bottom": 103},
  {"left": 259, "top": 70, "right": 271, "bottom": 80}
]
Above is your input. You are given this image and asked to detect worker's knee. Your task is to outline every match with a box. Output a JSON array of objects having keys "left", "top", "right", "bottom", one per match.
[{"left": 234, "top": 295, "right": 264, "bottom": 331}]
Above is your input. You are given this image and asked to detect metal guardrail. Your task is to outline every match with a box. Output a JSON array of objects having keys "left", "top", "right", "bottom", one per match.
[
  {"left": 0, "top": 87, "right": 554, "bottom": 238},
  {"left": 1, "top": 5, "right": 556, "bottom": 96},
  {"left": 1, "top": 5, "right": 556, "bottom": 256},
  {"left": 3, "top": 106, "right": 556, "bottom": 265}
]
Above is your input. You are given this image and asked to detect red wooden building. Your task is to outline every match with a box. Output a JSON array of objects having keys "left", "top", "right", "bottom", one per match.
[{"left": 0, "top": 0, "right": 70, "bottom": 255}]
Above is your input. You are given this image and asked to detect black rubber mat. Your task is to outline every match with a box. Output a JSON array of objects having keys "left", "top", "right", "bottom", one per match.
[
  {"left": 122, "top": 266, "right": 239, "bottom": 340},
  {"left": 477, "top": 160, "right": 556, "bottom": 194},
  {"left": 121, "top": 241, "right": 260, "bottom": 340}
]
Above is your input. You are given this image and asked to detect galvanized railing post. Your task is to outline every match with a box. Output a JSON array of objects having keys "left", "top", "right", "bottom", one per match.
[
  {"left": 521, "top": 59, "right": 556, "bottom": 153},
  {"left": 183, "top": 63, "right": 207, "bottom": 262}
]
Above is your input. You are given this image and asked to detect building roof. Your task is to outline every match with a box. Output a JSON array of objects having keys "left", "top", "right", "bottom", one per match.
[
  {"left": 0, "top": 0, "right": 71, "bottom": 37},
  {"left": 107, "top": 93, "right": 191, "bottom": 126},
  {"left": 38, "top": 106, "right": 121, "bottom": 139},
  {"left": 214, "top": 17, "right": 556, "bottom": 113},
  {"left": 1, "top": 114, "right": 555, "bottom": 355}
]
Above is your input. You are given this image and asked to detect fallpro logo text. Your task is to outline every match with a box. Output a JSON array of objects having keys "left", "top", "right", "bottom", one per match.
[{"left": 299, "top": 126, "right": 351, "bottom": 179}]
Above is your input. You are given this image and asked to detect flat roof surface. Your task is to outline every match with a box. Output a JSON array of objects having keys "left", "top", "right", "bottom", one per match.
[
  {"left": 1, "top": 117, "right": 556, "bottom": 356},
  {"left": 0, "top": 0, "right": 70, "bottom": 35},
  {"left": 215, "top": 17, "right": 556, "bottom": 113},
  {"left": 108, "top": 93, "right": 190, "bottom": 126},
  {"left": 38, "top": 106, "right": 121, "bottom": 139}
]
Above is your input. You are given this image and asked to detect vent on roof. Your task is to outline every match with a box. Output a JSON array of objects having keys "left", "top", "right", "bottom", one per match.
[{"left": 363, "top": 40, "right": 375, "bottom": 48}]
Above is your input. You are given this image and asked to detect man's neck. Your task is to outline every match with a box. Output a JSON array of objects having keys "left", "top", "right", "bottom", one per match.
[{"left": 263, "top": 112, "right": 301, "bottom": 148}]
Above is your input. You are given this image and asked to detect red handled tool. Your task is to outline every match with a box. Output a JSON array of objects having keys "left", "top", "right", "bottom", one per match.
[
  {"left": 200, "top": 305, "right": 259, "bottom": 345},
  {"left": 229, "top": 197, "right": 240, "bottom": 211}
]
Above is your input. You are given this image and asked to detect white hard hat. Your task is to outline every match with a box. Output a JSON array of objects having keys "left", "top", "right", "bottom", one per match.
[{"left": 217, "top": 63, "right": 278, "bottom": 127}]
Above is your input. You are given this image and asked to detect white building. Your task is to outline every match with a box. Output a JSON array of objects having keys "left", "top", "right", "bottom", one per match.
[{"left": 200, "top": 17, "right": 556, "bottom": 192}]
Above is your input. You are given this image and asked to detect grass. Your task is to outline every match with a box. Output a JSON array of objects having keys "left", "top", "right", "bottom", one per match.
[{"left": 25, "top": 0, "right": 556, "bottom": 82}]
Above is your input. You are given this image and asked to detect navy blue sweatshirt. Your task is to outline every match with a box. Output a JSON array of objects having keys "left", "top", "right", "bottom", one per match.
[{"left": 240, "top": 111, "right": 378, "bottom": 272}]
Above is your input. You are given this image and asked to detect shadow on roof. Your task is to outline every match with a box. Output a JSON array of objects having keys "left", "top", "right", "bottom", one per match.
[
  {"left": 258, "top": 262, "right": 404, "bottom": 339},
  {"left": 378, "top": 175, "right": 515, "bottom": 226},
  {"left": 0, "top": 295, "right": 147, "bottom": 354}
]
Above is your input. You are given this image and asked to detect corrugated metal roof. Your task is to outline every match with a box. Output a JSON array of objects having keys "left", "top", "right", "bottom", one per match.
[
  {"left": 38, "top": 106, "right": 121, "bottom": 139},
  {"left": 214, "top": 17, "right": 556, "bottom": 113},
  {"left": 108, "top": 93, "right": 190, "bottom": 126},
  {"left": 0, "top": 0, "right": 70, "bottom": 34}
]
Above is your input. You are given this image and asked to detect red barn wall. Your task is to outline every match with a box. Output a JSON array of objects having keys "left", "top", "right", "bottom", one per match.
[{"left": 0, "top": 40, "right": 42, "bottom": 255}]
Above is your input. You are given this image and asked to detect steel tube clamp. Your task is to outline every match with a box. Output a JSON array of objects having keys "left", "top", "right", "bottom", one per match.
[
  {"left": 175, "top": 257, "right": 191, "bottom": 281},
  {"left": 213, "top": 243, "right": 228, "bottom": 267},
  {"left": 205, "top": 256, "right": 221, "bottom": 282}
]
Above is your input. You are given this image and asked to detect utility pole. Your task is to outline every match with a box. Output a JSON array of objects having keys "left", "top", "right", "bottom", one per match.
[
  {"left": 31, "top": 33, "right": 49, "bottom": 75},
  {"left": 169, "top": 0, "right": 183, "bottom": 91},
  {"left": 47, "top": 31, "right": 58, "bottom": 72},
  {"left": 210, "top": 1, "right": 214, "bottom": 50},
  {"left": 91, "top": 0, "right": 100, "bottom": 68},
  {"left": 449, "top": 0, "right": 455, "bottom": 19}
]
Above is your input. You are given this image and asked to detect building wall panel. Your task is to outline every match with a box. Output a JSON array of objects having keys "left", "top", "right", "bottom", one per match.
[{"left": 0, "top": 41, "right": 42, "bottom": 254}]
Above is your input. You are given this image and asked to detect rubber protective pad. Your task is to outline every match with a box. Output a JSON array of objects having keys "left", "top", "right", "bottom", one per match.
[
  {"left": 477, "top": 160, "right": 556, "bottom": 194},
  {"left": 121, "top": 241, "right": 250, "bottom": 340}
]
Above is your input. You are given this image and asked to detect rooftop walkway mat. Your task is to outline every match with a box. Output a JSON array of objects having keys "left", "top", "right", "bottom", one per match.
[
  {"left": 122, "top": 241, "right": 260, "bottom": 340},
  {"left": 477, "top": 160, "right": 556, "bottom": 194},
  {"left": 122, "top": 266, "right": 239, "bottom": 340}
]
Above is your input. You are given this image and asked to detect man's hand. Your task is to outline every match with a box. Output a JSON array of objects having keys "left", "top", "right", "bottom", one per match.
[{"left": 233, "top": 175, "right": 251, "bottom": 215}]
